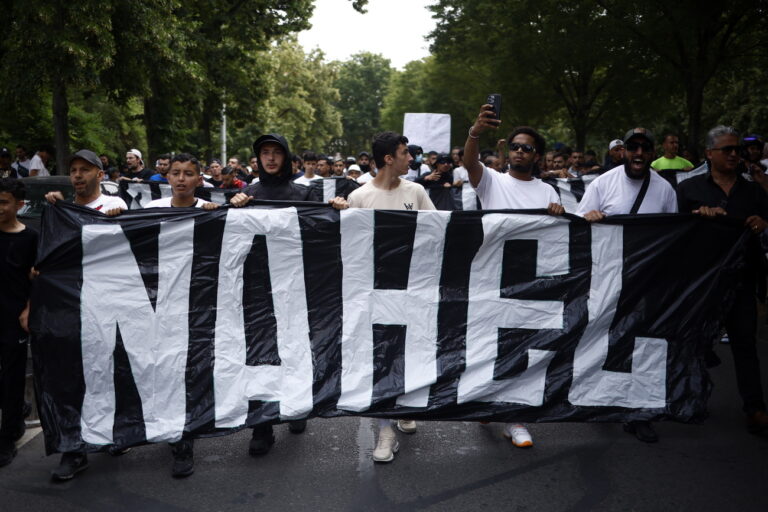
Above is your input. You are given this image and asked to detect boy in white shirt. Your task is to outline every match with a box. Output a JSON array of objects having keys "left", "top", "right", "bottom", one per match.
[
  {"left": 330, "top": 132, "right": 434, "bottom": 463},
  {"left": 145, "top": 153, "right": 218, "bottom": 210}
]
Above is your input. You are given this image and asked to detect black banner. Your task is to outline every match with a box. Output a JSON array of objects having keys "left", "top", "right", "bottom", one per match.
[
  {"left": 31, "top": 202, "right": 746, "bottom": 453},
  {"left": 118, "top": 178, "right": 359, "bottom": 210}
]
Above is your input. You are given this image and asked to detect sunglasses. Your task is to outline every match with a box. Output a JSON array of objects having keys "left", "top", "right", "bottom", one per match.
[
  {"left": 710, "top": 145, "right": 742, "bottom": 154},
  {"left": 625, "top": 141, "right": 653, "bottom": 152},
  {"left": 509, "top": 143, "right": 535, "bottom": 153}
]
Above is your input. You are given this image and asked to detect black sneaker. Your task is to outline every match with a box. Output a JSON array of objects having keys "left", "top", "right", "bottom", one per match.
[
  {"left": 288, "top": 419, "right": 307, "bottom": 434},
  {"left": 0, "top": 439, "right": 17, "bottom": 467},
  {"left": 107, "top": 445, "right": 132, "bottom": 456},
  {"left": 170, "top": 439, "right": 194, "bottom": 478},
  {"left": 51, "top": 452, "right": 89, "bottom": 481},
  {"left": 623, "top": 420, "right": 659, "bottom": 443},
  {"left": 248, "top": 424, "right": 275, "bottom": 456}
]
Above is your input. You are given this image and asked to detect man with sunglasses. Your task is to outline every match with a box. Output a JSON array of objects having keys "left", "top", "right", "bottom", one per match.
[
  {"left": 677, "top": 125, "right": 768, "bottom": 436},
  {"left": 463, "top": 103, "right": 563, "bottom": 449},
  {"left": 577, "top": 127, "right": 676, "bottom": 444},
  {"left": 577, "top": 128, "right": 677, "bottom": 222}
]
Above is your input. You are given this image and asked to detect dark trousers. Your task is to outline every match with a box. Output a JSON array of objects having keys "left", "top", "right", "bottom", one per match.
[
  {"left": 725, "top": 288, "right": 766, "bottom": 414},
  {"left": 0, "top": 337, "right": 27, "bottom": 441}
]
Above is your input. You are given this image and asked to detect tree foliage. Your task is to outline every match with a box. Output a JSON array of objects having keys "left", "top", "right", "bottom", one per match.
[{"left": 334, "top": 52, "right": 393, "bottom": 155}]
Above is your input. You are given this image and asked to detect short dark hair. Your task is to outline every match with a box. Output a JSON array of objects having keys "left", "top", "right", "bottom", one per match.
[
  {"left": 170, "top": 153, "right": 201, "bottom": 173},
  {"left": 663, "top": 134, "right": 678, "bottom": 143},
  {"left": 372, "top": 131, "right": 408, "bottom": 168},
  {"left": 39, "top": 144, "right": 55, "bottom": 156},
  {"left": 221, "top": 166, "right": 236, "bottom": 176},
  {"left": 585, "top": 149, "right": 596, "bottom": 157},
  {"left": 292, "top": 154, "right": 303, "bottom": 163},
  {"left": 507, "top": 126, "right": 546, "bottom": 156},
  {"left": 249, "top": 154, "right": 258, "bottom": 161},
  {"left": 0, "top": 178, "right": 26, "bottom": 200},
  {"left": 16, "top": 145, "right": 27, "bottom": 152},
  {"left": 303, "top": 151, "right": 318, "bottom": 162},
  {"left": 157, "top": 153, "right": 171, "bottom": 161}
]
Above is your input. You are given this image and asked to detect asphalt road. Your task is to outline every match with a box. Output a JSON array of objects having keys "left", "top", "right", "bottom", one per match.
[{"left": 2, "top": 340, "right": 767, "bottom": 512}]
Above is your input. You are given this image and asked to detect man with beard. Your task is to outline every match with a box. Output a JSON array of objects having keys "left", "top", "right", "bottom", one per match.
[
  {"left": 149, "top": 154, "right": 171, "bottom": 183},
  {"left": 44, "top": 150, "right": 128, "bottom": 480},
  {"left": 121, "top": 149, "right": 153, "bottom": 181},
  {"left": 463, "top": 103, "right": 564, "bottom": 449},
  {"left": 577, "top": 128, "right": 677, "bottom": 444},
  {"left": 357, "top": 151, "right": 376, "bottom": 184},
  {"left": 677, "top": 125, "right": 768, "bottom": 435},
  {"left": 578, "top": 128, "right": 677, "bottom": 221}
]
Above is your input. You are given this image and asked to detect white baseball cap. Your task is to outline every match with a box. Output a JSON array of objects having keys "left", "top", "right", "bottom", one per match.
[{"left": 608, "top": 139, "right": 625, "bottom": 150}]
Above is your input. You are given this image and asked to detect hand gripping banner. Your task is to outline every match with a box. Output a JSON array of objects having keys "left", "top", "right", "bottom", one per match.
[{"left": 31, "top": 202, "right": 747, "bottom": 453}]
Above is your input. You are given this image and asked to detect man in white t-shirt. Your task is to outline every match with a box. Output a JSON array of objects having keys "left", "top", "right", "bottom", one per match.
[
  {"left": 44, "top": 149, "right": 128, "bottom": 215},
  {"left": 330, "top": 132, "right": 434, "bottom": 463},
  {"left": 576, "top": 127, "right": 676, "bottom": 445},
  {"left": 463, "top": 103, "right": 565, "bottom": 450},
  {"left": 28, "top": 146, "right": 53, "bottom": 177},
  {"left": 577, "top": 128, "right": 677, "bottom": 220},
  {"left": 44, "top": 149, "right": 128, "bottom": 481}
]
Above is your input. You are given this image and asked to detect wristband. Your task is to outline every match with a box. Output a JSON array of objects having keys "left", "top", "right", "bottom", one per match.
[{"left": 468, "top": 127, "right": 479, "bottom": 139}]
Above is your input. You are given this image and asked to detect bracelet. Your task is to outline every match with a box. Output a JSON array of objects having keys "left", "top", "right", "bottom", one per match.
[{"left": 468, "top": 127, "right": 479, "bottom": 139}]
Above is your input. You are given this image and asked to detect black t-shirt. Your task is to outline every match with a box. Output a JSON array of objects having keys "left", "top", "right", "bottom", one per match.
[
  {"left": 125, "top": 168, "right": 154, "bottom": 180},
  {"left": 0, "top": 227, "right": 38, "bottom": 331},
  {"left": 677, "top": 172, "right": 768, "bottom": 281}
]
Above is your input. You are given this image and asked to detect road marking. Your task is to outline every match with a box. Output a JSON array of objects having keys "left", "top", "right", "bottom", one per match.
[{"left": 17, "top": 427, "right": 42, "bottom": 448}]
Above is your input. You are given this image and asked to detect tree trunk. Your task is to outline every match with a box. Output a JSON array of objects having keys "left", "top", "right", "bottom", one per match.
[
  {"left": 685, "top": 81, "right": 704, "bottom": 157},
  {"left": 201, "top": 95, "right": 216, "bottom": 163},
  {"left": 52, "top": 81, "right": 70, "bottom": 175}
]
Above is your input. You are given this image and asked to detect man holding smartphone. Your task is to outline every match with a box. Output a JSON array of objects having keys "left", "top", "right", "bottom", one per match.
[{"left": 462, "top": 100, "right": 564, "bottom": 448}]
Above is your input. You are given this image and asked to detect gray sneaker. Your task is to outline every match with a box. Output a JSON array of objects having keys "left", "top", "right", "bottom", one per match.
[{"left": 372, "top": 425, "right": 399, "bottom": 463}]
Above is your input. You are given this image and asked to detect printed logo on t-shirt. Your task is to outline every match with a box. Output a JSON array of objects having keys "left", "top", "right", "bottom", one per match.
[{"left": 404, "top": 202, "right": 413, "bottom": 210}]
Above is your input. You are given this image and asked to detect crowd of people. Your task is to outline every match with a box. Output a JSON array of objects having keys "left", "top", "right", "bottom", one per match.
[{"left": 1, "top": 102, "right": 768, "bottom": 482}]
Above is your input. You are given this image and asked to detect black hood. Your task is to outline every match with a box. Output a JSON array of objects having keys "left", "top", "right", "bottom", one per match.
[{"left": 253, "top": 133, "right": 293, "bottom": 186}]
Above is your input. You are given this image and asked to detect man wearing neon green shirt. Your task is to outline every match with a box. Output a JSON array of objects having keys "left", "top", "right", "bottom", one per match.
[{"left": 651, "top": 134, "right": 693, "bottom": 171}]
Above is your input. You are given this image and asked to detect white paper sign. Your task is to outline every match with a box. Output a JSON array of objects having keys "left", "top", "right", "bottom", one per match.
[{"left": 403, "top": 113, "right": 451, "bottom": 154}]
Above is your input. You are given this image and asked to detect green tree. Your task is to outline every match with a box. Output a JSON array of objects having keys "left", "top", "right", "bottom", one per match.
[
  {"left": 334, "top": 52, "right": 393, "bottom": 154},
  {"left": 429, "top": 0, "right": 635, "bottom": 150},
  {"left": 598, "top": 0, "right": 767, "bottom": 149},
  {"left": 229, "top": 38, "right": 342, "bottom": 156}
]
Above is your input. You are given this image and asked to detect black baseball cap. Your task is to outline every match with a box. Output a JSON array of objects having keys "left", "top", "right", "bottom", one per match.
[
  {"left": 0, "top": 147, "right": 11, "bottom": 158},
  {"left": 67, "top": 149, "right": 104, "bottom": 170},
  {"left": 743, "top": 134, "right": 763, "bottom": 147},
  {"left": 435, "top": 153, "right": 452, "bottom": 164},
  {"left": 358, "top": 151, "right": 370, "bottom": 158},
  {"left": 623, "top": 127, "right": 655, "bottom": 145}
]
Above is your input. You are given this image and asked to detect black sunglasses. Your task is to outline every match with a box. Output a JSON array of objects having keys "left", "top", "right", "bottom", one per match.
[
  {"left": 625, "top": 141, "right": 653, "bottom": 152},
  {"left": 509, "top": 143, "right": 535, "bottom": 153},
  {"left": 710, "top": 145, "right": 742, "bottom": 154}
]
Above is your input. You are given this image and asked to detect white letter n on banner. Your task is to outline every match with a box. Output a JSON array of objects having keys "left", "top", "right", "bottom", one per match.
[
  {"left": 338, "top": 209, "right": 450, "bottom": 411},
  {"left": 81, "top": 220, "right": 194, "bottom": 444},
  {"left": 457, "top": 214, "right": 568, "bottom": 405}
]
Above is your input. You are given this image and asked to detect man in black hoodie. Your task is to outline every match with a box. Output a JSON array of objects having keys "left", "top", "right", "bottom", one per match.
[
  {"left": 229, "top": 133, "right": 346, "bottom": 456},
  {"left": 231, "top": 134, "right": 320, "bottom": 205}
]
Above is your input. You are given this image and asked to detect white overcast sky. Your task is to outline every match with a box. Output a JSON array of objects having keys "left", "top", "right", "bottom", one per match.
[{"left": 297, "top": 0, "right": 435, "bottom": 69}]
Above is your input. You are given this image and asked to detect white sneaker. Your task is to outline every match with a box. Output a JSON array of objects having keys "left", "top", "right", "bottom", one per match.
[
  {"left": 396, "top": 419, "right": 417, "bottom": 434},
  {"left": 372, "top": 425, "right": 399, "bottom": 462},
  {"left": 503, "top": 423, "right": 533, "bottom": 448}
]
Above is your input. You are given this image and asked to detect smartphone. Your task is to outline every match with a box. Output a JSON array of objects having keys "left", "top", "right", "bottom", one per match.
[{"left": 486, "top": 93, "right": 502, "bottom": 120}]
